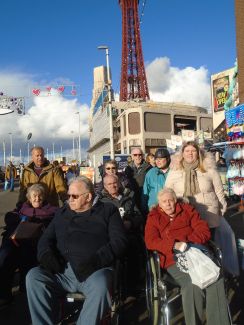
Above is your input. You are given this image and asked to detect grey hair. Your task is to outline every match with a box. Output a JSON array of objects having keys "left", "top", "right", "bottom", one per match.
[
  {"left": 131, "top": 147, "right": 144, "bottom": 155},
  {"left": 31, "top": 146, "right": 44, "bottom": 154},
  {"left": 26, "top": 183, "right": 46, "bottom": 201},
  {"left": 157, "top": 187, "right": 177, "bottom": 202},
  {"left": 103, "top": 174, "right": 119, "bottom": 184},
  {"left": 68, "top": 176, "right": 95, "bottom": 199}
]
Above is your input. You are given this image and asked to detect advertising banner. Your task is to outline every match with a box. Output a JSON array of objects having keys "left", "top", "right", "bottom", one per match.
[
  {"left": 211, "top": 68, "right": 235, "bottom": 112},
  {"left": 171, "top": 135, "right": 183, "bottom": 147},
  {"left": 181, "top": 130, "right": 195, "bottom": 142}
]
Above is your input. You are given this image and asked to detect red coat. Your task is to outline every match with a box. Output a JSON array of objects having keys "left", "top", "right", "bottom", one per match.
[{"left": 145, "top": 202, "right": 211, "bottom": 269}]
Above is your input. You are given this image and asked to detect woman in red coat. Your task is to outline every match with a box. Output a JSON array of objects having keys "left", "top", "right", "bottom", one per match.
[{"left": 145, "top": 187, "right": 230, "bottom": 325}]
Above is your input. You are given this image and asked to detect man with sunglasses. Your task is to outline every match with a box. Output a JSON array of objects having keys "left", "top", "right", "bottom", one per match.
[
  {"left": 26, "top": 176, "right": 128, "bottom": 325},
  {"left": 124, "top": 148, "right": 151, "bottom": 212}
]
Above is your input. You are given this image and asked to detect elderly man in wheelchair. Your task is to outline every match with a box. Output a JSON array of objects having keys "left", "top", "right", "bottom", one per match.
[
  {"left": 145, "top": 187, "right": 231, "bottom": 325},
  {"left": 25, "top": 176, "right": 128, "bottom": 325}
]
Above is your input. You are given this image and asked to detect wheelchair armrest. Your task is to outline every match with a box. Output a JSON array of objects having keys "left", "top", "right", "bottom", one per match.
[
  {"left": 66, "top": 292, "right": 86, "bottom": 302},
  {"left": 207, "top": 240, "right": 222, "bottom": 262}
]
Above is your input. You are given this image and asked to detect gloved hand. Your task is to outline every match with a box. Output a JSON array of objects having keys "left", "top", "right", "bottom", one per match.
[
  {"left": 39, "top": 250, "right": 65, "bottom": 274},
  {"left": 78, "top": 254, "right": 100, "bottom": 280}
]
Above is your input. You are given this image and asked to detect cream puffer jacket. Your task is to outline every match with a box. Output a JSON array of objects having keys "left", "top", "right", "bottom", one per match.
[{"left": 165, "top": 152, "right": 227, "bottom": 228}]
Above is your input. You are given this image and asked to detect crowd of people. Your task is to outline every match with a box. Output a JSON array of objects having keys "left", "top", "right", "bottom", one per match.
[{"left": 0, "top": 142, "right": 234, "bottom": 325}]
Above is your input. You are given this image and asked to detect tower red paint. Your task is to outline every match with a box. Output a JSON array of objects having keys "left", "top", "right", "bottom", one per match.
[{"left": 119, "top": 0, "right": 150, "bottom": 101}]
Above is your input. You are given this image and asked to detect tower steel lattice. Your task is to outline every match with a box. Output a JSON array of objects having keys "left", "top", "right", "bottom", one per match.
[{"left": 119, "top": 0, "right": 150, "bottom": 101}]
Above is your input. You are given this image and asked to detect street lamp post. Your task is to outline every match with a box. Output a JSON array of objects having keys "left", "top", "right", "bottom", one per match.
[
  {"left": 52, "top": 143, "right": 55, "bottom": 161},
  {"left": 8, "top": 133, "right": 13, "bottom": 161},
  {"left": 3, "top": 140, "right": 6, "bottom": 166},
  {"left": 75, "top": 112, "right": 81, "bottom": 164},
  {"left": 71, "top": 130, "right": 75, "bottom": 160},
  {"left": 60, "top": 145, "right": 63, "bottom": 159},
  {"left": 97, "top": 45, "right": 115, "bottom": 159}
]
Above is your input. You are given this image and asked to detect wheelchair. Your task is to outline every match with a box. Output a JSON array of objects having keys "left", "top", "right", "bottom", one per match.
[
  {"left": 59, "top": 260, "right": 126, "bottom": 325},
  {"left": 145, "top": 242, "right": 233, "bottom": 325}
]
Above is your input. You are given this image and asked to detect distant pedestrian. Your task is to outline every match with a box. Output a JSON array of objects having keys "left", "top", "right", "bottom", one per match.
[
  {"left": 19, "top": 163, "right": 25, "bottom": 181},
  {"left": 4, "top": 161, "right": 17, "bottom": 192},
  {"left": 65, "top": 165, "right": 79, "bottom": 184}
]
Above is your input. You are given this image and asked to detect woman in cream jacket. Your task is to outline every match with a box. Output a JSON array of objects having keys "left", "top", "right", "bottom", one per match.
[{"left": 165, "top": 141, "right": 227, "bottom": 238}]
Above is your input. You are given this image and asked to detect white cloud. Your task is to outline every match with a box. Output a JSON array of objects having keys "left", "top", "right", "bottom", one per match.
[
  {"left": 0, "top": 72, "right": 89, "bottom": 153},
  {"left": 18, "top": 94, "right": 89, "bottom": 141},
  {"left": 146, "top": 57, "right": 211, "bottom": 109}
]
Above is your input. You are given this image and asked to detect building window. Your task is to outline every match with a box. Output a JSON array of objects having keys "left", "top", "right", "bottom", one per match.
[
  {"left": 144, "top": 113, "right": 171, "bottom": 132},
  {"left": 200, "top": 117, "right": 213, "bottom": 131},
  {"left": 174, "top": 116, "right": 196, "bottom": 135},
  {"left": 128, "top": 112, "right": 140, "bottom": 134}
]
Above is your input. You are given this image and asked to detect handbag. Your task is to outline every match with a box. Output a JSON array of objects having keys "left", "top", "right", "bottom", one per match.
[
  {"left": 10, "top": 221, "right": 44, "bottom": 244},
  {"left": 185, "top": 247, "right": 220, "bottom": 289}
]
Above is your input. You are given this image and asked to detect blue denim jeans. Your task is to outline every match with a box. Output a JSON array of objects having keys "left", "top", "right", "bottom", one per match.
[
  {"left": 26, "top": 263, "right": 113, "bottom": 325},
  {"left": 4, "top": 178, "right": 14, "bottom": 191}
]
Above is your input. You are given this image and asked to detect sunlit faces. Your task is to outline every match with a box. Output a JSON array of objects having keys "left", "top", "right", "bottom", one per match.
[
  {"left": 131, "top": 149, "right": 143, "bottom": 166},
  {"left": 155, "top": 157, "right": 168, "bottom": 169},
  {"left": 158, "top": 192, "right": 176, "bottom": 216},
  {"left": 32, "top": 149, "right": 45, "bottom": 167},
  {"left": 103, "top": 175, "right": 119, "bottom": 197},
  {"left": 182, "top": 145, "right": 199, "bottom": 164},
  {"left": 68, "top": 182, "right": 91, "bottom": 212},
  {"left": 105, "top": 163, "right": 117, "bottom": 175},
  {"left": 29, "top": 191, "right": 44, "bottom": 208}
]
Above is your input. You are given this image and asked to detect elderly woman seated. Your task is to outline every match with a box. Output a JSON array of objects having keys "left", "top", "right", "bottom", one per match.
[
  {"left": 145, "top": 187, "right": 230, "bottom": 325},
  {"left": 0, "top": 183, "right": 57, "bottom": 308}
]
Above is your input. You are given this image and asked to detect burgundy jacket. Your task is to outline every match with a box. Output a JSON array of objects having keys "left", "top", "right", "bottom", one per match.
[{"left": 145, "top": 202, "right": 211, "bottom": 269}]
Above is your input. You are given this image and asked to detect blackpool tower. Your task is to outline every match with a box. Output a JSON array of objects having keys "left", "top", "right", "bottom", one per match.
[{"left": 119, "top": 0, "right": 150, "bottom": 102}]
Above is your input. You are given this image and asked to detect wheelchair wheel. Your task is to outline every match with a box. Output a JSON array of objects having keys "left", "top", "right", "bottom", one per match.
[{"left": 145, "top": 251, "right": 160, "bottom": 325}]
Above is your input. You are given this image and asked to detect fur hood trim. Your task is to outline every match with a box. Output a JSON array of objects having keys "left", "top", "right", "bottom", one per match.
[{"left": 169, "top": 151, "right": 217, "bottom": 171}]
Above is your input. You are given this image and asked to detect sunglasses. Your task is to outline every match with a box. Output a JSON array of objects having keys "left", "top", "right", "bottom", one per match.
[
  {"left": 133, "top": 154, "right": 142, "bottom": 157},
  {"left": 106, "top": 167, "right": 116, "bottom": 170},
  {"left": 68, "top": 192, "right": 88, "bottom": 199}
]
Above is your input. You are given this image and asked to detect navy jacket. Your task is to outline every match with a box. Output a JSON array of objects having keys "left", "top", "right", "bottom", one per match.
[{"left": 37, "top": 200, "right": 128, "bottom": 281}]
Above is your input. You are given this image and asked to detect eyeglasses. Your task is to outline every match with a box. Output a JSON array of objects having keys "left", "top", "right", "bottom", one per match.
[
  {"left": 106, "top": 167, "right": 116, "bottom": 170},
  {"left": 68, "top": 193, "right": 88, "bottom": 199},
  {"left": 133, "top": 154, "right": 142, "bottom": 157}
]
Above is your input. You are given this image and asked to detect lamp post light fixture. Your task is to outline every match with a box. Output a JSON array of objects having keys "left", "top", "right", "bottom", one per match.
[
  {"left": 75, "top": 112, "right": 81, "bottom": 164},
  {"left": 97, "top": 45, "right": 115, "bottom": 159}
]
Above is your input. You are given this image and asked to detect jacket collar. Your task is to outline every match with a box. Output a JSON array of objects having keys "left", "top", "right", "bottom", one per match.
[{"left": 152, "top": 202, "right": 184, "bottom": 223}]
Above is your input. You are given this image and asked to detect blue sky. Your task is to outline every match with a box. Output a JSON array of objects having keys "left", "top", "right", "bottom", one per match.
[{"left": 0, "top": 0, "right": 236, "bottom": 162}]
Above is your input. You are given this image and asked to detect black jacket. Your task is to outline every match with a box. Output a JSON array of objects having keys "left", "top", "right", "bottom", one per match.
[
  {"left": 98, "top": 188, "right": 144, "bottom": 231},
  {"left": 37, "top": 200, "right": 128, "bottom": 281},
  {"left": 124, "top": 161, "right": 151, "bottom": 209}
]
